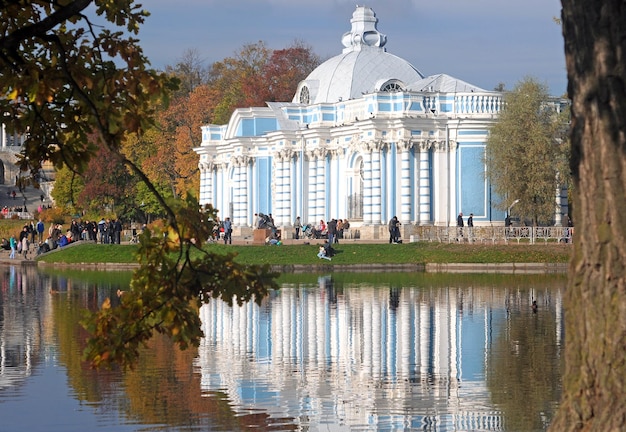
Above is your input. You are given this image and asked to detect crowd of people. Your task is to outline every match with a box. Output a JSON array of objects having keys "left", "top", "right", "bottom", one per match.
[
  {"left": 296, "top": 217, "right": 351, "bottom": 242},
  {"left": 1, "top": 217, "right": 131, "bottom": 259}
]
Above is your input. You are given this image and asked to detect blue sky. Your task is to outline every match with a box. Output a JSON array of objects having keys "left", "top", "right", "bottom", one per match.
[{"left": 132, "top": 0, "right": 566, "bottom": 96}]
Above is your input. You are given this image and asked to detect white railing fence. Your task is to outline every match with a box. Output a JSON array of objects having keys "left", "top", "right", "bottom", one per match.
[{"left": 410, "top": 226, "right": 574, "bottom": 244}]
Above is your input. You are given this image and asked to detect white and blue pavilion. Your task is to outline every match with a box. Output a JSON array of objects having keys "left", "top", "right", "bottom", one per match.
[{"left": 195, "top": 6, "right": 565, "bottom": 238}]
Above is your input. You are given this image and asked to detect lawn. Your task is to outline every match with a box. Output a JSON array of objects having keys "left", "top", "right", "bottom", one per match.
[{"left": 35, "top": 241, "right": 572, "bottom": 265}]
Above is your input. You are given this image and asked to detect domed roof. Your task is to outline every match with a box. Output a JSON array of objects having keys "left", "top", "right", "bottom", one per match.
[{"left": 293, "top": 6, "right": 423, "bottom": 105}]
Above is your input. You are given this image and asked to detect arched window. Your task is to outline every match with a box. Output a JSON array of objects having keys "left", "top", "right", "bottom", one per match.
[
  {"left": 299, "top": 86, "right": 310, "bottom": 104},
  {"left": 348, "top": 157, "right": 364, "bottom": 220},
  {"left": 380, "top": 81, "right": 403, "bottom": 92}
]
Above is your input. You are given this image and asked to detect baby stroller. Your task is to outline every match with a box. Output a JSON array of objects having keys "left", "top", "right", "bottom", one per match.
[{"left": 302, "top": 224, "right": 315, "bottom": 239}]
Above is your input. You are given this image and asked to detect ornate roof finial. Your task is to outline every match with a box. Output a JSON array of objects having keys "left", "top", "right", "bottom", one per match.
[{"left": 341, "top": 6, "right": 387, "bottom": 53}]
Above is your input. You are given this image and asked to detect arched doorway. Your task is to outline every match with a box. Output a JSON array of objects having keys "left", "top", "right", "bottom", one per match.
[{"left": 347, "top": 156, "right": 363, "bottom": 220}]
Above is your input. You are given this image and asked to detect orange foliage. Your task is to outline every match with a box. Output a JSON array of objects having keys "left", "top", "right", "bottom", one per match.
[{"left": 144, "top": 41, "right": 320, "bottom": 198}]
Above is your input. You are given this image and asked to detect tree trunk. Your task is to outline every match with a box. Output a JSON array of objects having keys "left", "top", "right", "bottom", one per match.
[{"left": 551, "top": 1, "right": 626, "bottom": 430}]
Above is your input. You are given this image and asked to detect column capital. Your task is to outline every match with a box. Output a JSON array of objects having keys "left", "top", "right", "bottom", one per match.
[
  {"left": 397, "top": 139, "right": 414, "bottom": 153},
  {"left": 418, "top": 140, "right": 431, "bottom": 152},
  {"left": 231, "top": 155, "right": 251, "bottom": 167}
]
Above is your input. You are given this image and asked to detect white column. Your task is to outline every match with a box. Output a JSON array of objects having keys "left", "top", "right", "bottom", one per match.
[
  {"left": 198, "top": 163, "right": 207, "bottom": 205},
  {"left": 294, "top": 152, "right": 302, "bottom": 222},
  {"left": 371, "top": 143, "right": 383, "bottom": 225},
  {"left": 283, "top": 152, "right": 293, "bottom": 227},
  {"left": 233, "top": 157, "right": 249, "bottom": 226},
  {"left": 274, "top": 152, "right": 289, "bottom": 226},
  {"left": 315, "top": 150, "right": 326, "bottom": 221},
  {"left": 214, "top": 165, "right": 222, "bottom": 217},
  {"left": 307, "top": 151, "right": 317, "bottom": 223},
  {"left": 232, "top": 159, "right": 242, "bottom": 223},
  {"left": 363, "top": 148, "right": 373, "bottom": 224},
  {"left": 399, "top": 141, "right": 412, "bottom": 224},
  {"left": 199, "top": 163, "right": 214, "bottom": 206},
  {"left": 418, "top": 142, "right": 432, "bottom": 225}
]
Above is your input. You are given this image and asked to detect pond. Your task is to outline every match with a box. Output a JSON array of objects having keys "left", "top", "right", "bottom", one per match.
[{"left": 0, "top": 265, "right": 565, "bottom": 431}]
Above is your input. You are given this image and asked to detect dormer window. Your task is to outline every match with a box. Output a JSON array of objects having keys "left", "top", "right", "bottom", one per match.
[
  {"left": 380, "top": 81, "right": 404, "bottom": 92},
  {"left": 299, "top": 86, "right": 310, "bottom": 104}
]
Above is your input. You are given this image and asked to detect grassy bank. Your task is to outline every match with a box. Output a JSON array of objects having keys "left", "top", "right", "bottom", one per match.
[{"left": 36, "top": 241, "right": 572, "bottom": 265}]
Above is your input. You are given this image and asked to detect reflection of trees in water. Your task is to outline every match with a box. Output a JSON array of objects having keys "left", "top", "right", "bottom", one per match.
[
  {"left": 486, "top": 288, "right": 563, "bottom": 431},
  {"left": 44, "top": 271, "right": 290, "bottom": 431}
]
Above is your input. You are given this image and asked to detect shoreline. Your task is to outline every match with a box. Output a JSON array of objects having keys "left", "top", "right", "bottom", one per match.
[{"left": 20, "top": 260, "right": 569, "bottom": 274}]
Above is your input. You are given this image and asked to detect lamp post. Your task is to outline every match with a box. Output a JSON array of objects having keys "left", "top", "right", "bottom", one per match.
[{"left": 507, "top": 199, "right": 520, "bottom": 217}]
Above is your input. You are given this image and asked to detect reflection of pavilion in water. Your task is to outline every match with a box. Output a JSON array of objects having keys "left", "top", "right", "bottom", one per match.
[
  {"left": 196, "top": 277, "right": 563, "bottom": 430},
  {"left": 0, "top": 265, "right": 50, "bottom": 391}
]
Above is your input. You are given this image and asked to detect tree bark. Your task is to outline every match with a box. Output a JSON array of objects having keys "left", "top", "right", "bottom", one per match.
[{"left": 551, "top": 1, "right": 626, "bottom": 430}]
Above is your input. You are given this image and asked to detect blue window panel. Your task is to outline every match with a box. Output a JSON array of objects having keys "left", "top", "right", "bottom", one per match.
[
  {"left": 257, "top": 157, "right": 272, "bottom": 215},
  {"left": 440, "top": 103, "right": 452, "bottom": 112},
  {"left": 237, "top": 119, "right": 254, "bottom": 136},
  {"left": 322, "top": 113, "right": 335, "bottom": 121},
  {"left": 210, "top": 133, "right": 221, "bottom": 140},
  {"left": 378, "top": 103, "right": 392, "bottom": 112},
  {"left": 256, "top": 118, "right": 278, "bottom": 135},
  {"left": 458, "top": 146, "right": 486, "bottom": 217},
  {"left": 411, "top": 130, "right": 422, "bottom": 136},
  {"left": 458, "top": 130, "right": 488, "bottom": 136},
  {"left": 408, "top": 102, "right": 422, "bottom": 111}
]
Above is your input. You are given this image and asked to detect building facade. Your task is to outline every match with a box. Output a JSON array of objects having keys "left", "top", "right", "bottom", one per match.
[{"left": 195, "top": 6, "right": 565, "bottom": 238}]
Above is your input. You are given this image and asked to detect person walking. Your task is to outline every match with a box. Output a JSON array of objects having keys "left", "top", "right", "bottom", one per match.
[
  {"left": 467, "top": 213, "right": 474, "bottom": 241},
  {"left": 294, "top": 216, "right": 302, "bottom": 240},
  {"left": 457, "top": 212, "right": 464, "bottom": 240},
  {"left": 223, "top": 217, "right": 232, "bottom": 244}
]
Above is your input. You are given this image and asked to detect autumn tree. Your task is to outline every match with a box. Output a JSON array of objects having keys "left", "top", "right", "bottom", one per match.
[
  {"left": 148, "top": 41, "right": 321, "bottom": 199},
  {"left": 207, "top": 41, "right": 321, "bottom": 124},
  {"left": 0, "top": 1, "right": 278, "bottom": 368},
  {"left": 79, "top": 144, "right": 137, "bottom": 216},
  {"left": 485, "top": 77, "right": 570, "bottom": 225},
  {"left": 550, "top": 1, "right": 626, "bottom": 430},
  {"left": 51, "top": 165, "right": 85, "bottom": 210},
  {"left": 165, "top": 48, "right": 210, "bottom": 98},
  {"left": 146, "top": 85, "right": 216, "bottom": 197},
  {"left": 257, "top": 40, "right": 321, "bottom": 103}
]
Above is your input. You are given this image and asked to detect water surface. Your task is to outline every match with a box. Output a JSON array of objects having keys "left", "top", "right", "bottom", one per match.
[{"left": 0, "top": 267, "right": 564, "bottom": 431}]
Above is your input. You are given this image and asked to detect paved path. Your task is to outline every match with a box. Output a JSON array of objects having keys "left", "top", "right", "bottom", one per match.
[{"left": 0, "top": 183, "right": 49, "bottom": 215}]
